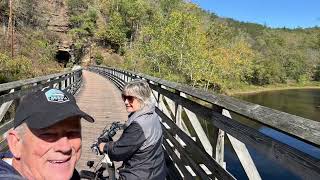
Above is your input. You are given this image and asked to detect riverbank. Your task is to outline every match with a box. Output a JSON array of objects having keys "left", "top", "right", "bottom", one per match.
[{"left": 226, "top": 82, "right": 320, "bottom": 96}]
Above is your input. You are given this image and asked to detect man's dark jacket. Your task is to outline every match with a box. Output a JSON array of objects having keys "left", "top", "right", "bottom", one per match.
[
  {"left": 0, "top": 151, "right": 24, "bottom": 179},
  {"left": 104, "top": 104, "right": 166, "bottom": 180}
]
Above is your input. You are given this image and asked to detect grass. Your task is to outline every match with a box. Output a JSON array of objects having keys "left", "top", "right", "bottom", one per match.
[{"left": 225, "top": 81, "right": 320, "bottom": 96}]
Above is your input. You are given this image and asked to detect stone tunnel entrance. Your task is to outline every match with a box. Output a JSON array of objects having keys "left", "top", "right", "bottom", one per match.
[{"left": 55, "top": 50, "right": 71, "bottom": 67}]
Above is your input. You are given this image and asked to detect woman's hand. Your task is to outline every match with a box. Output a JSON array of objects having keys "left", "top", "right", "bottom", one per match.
[{"left": 99, "top": 142, "right": 106, "bottom": 153}]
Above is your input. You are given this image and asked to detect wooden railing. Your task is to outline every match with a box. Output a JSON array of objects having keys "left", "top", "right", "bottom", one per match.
[
  {"left": 0, "top": 68, "right": 83, "bottom": 151},
  {"left": 89, "top": 65, "right": 320, "bottom": 180}
]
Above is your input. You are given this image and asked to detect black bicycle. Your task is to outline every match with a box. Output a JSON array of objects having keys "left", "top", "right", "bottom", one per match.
[{"left": 80, "top": 122, "right": 124, "bottom": 180}]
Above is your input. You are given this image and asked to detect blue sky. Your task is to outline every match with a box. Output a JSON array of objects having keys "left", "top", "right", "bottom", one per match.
[{"left": 191, "top": 0, "right": 320, "bottom": 29}]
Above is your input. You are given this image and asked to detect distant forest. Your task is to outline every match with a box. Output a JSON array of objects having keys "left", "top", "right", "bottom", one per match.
[
  {"left": 67, "top": 0, "right": 320, "bottom": 92},
  {"left": 1, "top": 0, "right": 320, "bottom": 93}
]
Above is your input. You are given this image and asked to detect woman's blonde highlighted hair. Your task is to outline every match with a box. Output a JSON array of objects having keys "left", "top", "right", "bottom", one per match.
[{"left": 122, "top": 79, "right": 153, "bottom": 108}]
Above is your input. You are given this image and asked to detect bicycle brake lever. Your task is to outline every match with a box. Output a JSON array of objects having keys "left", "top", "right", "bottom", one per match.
[{"left": 91, "top": 143, "right": 100, "bottom": 155}]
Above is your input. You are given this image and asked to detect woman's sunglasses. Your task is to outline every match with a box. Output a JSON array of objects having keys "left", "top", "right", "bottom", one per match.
[{"left": 121, "top": 94, "right": 135, "bottom": 102}]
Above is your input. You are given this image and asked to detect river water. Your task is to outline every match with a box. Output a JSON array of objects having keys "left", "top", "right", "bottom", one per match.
[
  {"left": 226, "top": 88, "right": 320, "bottom": 180},
  {"left": 236, "top": 88, "right": 320, "bottom": 122}
]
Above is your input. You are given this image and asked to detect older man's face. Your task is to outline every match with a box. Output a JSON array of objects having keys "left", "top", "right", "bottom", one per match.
[{"left": 19, "top": 117, "right": 82, "bottom": 179}]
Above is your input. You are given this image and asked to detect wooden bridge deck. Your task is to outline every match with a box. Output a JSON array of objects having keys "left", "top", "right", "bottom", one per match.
[
  {"left": 75, "top": 70, "right": 127, "bottom": 172},
  {"left": 1, "top": 67, "right": 319, "bottom": 179}
]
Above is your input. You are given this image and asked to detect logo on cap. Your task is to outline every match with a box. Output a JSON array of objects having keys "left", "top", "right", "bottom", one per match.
[{"left": 45, "top": 89, "right": 69, "bottom": 103}]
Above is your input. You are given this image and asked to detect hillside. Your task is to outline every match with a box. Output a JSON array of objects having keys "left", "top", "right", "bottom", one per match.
[
  {"left": 65, "top": 0, "right": 320, "bottom": 93},
  {"left": 1, "top": 0, "right": 319, "bottom": 93},
  {"left": 0, "top": 0, "right": 72, "bottom": 83}
]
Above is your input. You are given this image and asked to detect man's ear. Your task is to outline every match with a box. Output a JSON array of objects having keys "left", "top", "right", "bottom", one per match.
[{"left": 7, "top": 129, "right": 23, "bottom": 159}]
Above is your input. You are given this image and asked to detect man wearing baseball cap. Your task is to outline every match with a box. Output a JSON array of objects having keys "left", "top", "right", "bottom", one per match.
[{"left": 0, "top": 88, "right": 94, "bottom": 179}]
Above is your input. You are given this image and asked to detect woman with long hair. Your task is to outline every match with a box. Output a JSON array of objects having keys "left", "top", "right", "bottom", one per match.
[{"left": 99, "top": 79, "right": 166, "bottom": 180}]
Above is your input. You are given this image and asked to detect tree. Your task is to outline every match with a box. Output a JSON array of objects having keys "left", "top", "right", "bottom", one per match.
[
  {"left": 119, "top": 0, "right": 150, "bottom": 48},
  {"left": 95, "top": 11, "right": 128, "bottom": 51},
  {"left": 69, "top": 8, "right": 97, "bottom": 41},
  {"left": 314, "top": 63, "right": 320, "bottom": 81},
  {"left": 67, "top": 0, "right": 89, "bottom": 15}
]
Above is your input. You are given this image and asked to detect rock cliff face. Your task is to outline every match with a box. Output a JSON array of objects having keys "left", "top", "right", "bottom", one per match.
[
  {"left": 46, "top": 0, "right": 70, "bottom": 34},
  {"left": 44, "top": 0, "right": 73, "bottom": 62},
  {"left": 32, "top": 0, "right": 71, "bottom": 42}
]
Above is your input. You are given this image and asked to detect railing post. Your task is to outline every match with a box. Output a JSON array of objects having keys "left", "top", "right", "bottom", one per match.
[
  {"left": 222, "top": 109, "right": 261, "bottom": 180},
  {"left": 179, "top": 93, "right": 212, "bottom": 156},
  {"left": 156, "top": 86, "right": 161, "bottom": 109},
  {"left": 174, "top": 90, "right": 185, "bottom": 152},
  {"left": 59, "top": 75, "right": 64, "bottom": 90},
  {"left": 65, "top": 75, "right": 68, "bottom": 89},
  {"left": 54, "top": 77, "right": 60, "bottom": 89},
  {"left": 215, "top": 129, "right": 225, "bottom": 168},
  {"left": 0, "top": 89, "right": 14, "bottom": 123},
  {"left": 68, "top": 75, "right": 72, "bottom": 90},
  {"left": 48, "top": 78, "right": 53, "bottom": 88},
  {"left": 126, "top": 73, "right": 130, "bottom": 82},
  {"left": 175, "top": 91, "right": 182, "bottom": 127},
  {"left": 129, "top": 73, "right": 132, "bottom": 81},
  {"left": 13, "top": 87, "right": 21, "bottom": 113},
  {"left": 72, "top": 73, "right": 75, "bottom": 93},
  {"left": 210, "top": 106, "right": 225, "bottom": 170},
  {"left": 161, "top": 93, "right": 192, "bottom": 136}
]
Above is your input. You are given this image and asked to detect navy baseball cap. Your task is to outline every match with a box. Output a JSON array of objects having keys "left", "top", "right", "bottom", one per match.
[{"left": 14, "top": 88, "right": 94, "bottom": 129}]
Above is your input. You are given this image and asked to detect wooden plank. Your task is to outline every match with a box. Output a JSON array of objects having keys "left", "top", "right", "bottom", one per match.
[
  {"left": 210, "top": 110, "right": 320, "bottom": 179},
  {"left": 98, "top": 71, "right": 125, "bottom": 90},
  {"left": 75, "top": 70, "right": 127, "bottom": 172},
  {"left": 174, "top": 91, "right": 186, "bottom": 151},
  {"left": 228, "top": 135, "right": 261, "bottom": 179},
  {"left": 99, "top": 70, "right": 125, "bottom": 86},
  {"left": 0, "top": 89, "right": 14, "bottom": 122},
  {"left": 101, "top": 69, "right": 126, "bottom": 90},
  {"left": 151, "top": 88, "right": 159, "bottom": 106},
  {"left": 149, "top": 83, "right": 214, "bottom": 118},
  {"left": 160, "top": 105, "right": 320, "bottom": 179},
  {"left": 163, "top": 138, "right": 195, "bottom": 179},
  {"left": 157, "top": 108, "right": 235, "bottom": 180},
  {"left": 0, "top": 119, "right": 13, "bottom": 152},
  {"left": 159, "top": 96, "right": 174, "bottom": 121},
  {"left": 0, "top": 101, "right": 12, "bottom": 123},
  {"left": 0, "top": 70, "right": 81, "bottom": 93},
  {"left": 180, "top": 92, "right": 213, "bottom": 156},
  {"left": 175, "top": 91, "right": 182, "bottom": 127},
  {"left": 0, "top": 139, "right": 8, "bottom": 152},
  {"left": 204, "top": 105, "right": 222, "bottom": 166},
  {"left": 90, "top": 66, "right": 320, "bottom": 179},
  {"left": 215, "top": 129, "right": 225, "bottom": 168},
  {"left": 150, "top": 82, "right": 320, "bottom": 179},
  {"left": 64, "top": 77, "right": 82, "bottom": 95},
  {"left": 162, "top": 95, "right": 191, "bottom": 136},
  {"left": 93, "top": 66, "right": 320, "bottom": 146},
  {"left": 163, "top": 129, "right": 211, "bottom": 180},
  {"left": 163, "top": 148, "right": 183, "bottom": 180},
  {"left": 223, "top": 109, "right": 261, "bottom": 180},
  {"left": 0, "top": 74, "right": 72, "bottom": 105},
  {"left": 0, "top": 119, "right": 13, "bottom": 135}
]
